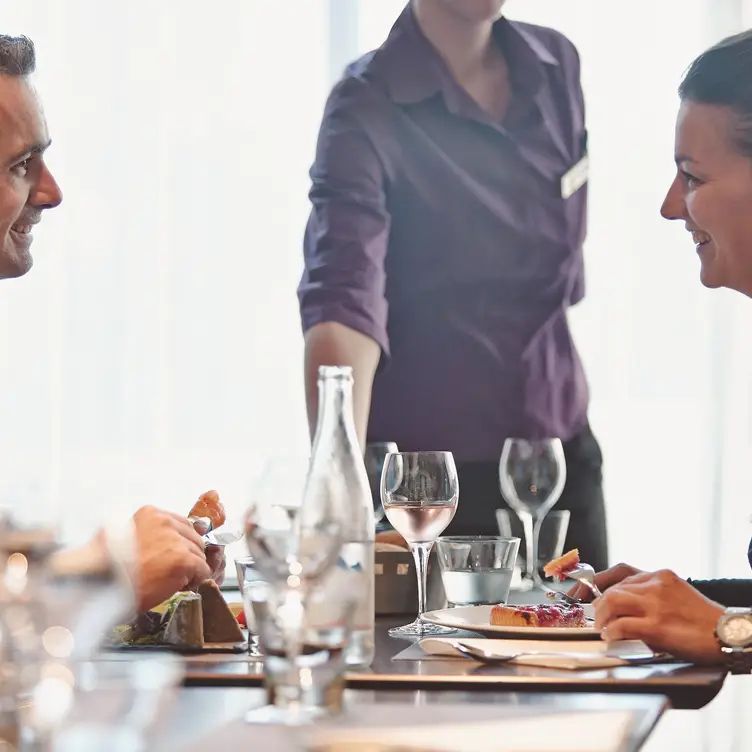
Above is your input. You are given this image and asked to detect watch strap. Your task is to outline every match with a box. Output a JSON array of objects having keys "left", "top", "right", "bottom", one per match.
[{"left": 721, "top": 647, "right": 752, "bottom": 674}]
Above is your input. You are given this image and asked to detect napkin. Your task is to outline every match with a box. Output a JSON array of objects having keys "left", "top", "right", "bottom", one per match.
[
  {"left": 418, "top": 637, "right": 659, "bottom": 670},
  {"left": 307, "top": 710, "right": 633, "bottom": 751}
]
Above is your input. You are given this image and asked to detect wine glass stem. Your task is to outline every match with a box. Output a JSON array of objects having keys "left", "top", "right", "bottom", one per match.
[
  {"left": 519, "top": 510, "right": 536, "bottom": 582},
  {"left": 531, "top": 516, "right": 544, "bottom": 586},
  {"left": 410, "top": 542, "right": 433, "bottom": 618}
]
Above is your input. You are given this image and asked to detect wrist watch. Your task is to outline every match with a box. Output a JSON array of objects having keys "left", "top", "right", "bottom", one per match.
[{"left": 715, "top": 607, "right": 752, "bottom": 673}]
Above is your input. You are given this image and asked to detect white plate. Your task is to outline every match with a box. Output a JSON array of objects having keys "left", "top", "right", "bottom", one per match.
[{"left": 421, "top": 604, "right": 600, "bottom": 639}]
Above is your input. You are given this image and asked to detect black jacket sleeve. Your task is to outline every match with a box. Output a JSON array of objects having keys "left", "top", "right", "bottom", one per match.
[{"left": 687, "top": 578, "right": 752, "bottom": 607}]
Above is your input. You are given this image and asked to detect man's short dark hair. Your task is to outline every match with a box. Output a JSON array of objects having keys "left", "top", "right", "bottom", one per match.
[{"left": 0, "top": 35, "right": 35, "bottom": 77}]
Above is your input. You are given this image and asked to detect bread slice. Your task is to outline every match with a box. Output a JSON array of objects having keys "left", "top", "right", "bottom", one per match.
[{"left": 198, "top": 580, "right": 244, "bottom": 643}]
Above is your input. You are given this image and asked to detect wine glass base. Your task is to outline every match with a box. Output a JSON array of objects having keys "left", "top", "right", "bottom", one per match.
[{"left": 388, "top": 619, "right": 456, "bottom": 637}]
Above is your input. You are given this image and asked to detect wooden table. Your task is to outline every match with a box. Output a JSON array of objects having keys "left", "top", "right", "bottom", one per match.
[
  {"left": 133, "top": 688, "right": 669, "bottom": 751},
  {"left": 171, "top": 616, "right": 725, "bottom": 710}
]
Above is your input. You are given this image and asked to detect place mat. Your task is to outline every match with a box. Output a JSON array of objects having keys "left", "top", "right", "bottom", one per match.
[
  {"left": 394, "top": 637, "right": 668, "bottom": 670},
  {"left": 421, "top": 638, "right": 663, "bottom": 670},
  {"left": 173, "top": 704, "right": 634, "bottom": 752}
]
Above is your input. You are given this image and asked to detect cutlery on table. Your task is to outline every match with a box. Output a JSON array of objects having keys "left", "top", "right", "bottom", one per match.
[
  {"left": 565, "top": 563, "right": 603, "bottom": 599},
  {"left": 542, "top": 587, "right": 584, "bottom": 606},
  {"left": 447, "top": 639, "right": 664, "bottom": 666}
]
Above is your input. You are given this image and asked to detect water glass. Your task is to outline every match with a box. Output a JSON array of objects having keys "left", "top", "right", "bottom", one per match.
[
  {"left": 435, "top": 536, "right": 520, "bottom": 606},
  {"left": 380, "top": 451, "right": 459, "bottom": 636},
  {"left": 243, "top": 458, "right": 346, "bottom": 725},
  {"left": 52, "top": 654, "right": 184, "bottom": 752},
  {"left": 499, "top": 438, "right": 566, "bottom": 589},
  {"left": 247, "top": 578, "right": 357, "bottom": 725},
  {"left": 235, "top": 556, "right": 268, "bottom": 657}
]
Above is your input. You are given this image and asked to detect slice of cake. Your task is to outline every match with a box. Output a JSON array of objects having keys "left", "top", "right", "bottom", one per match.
[
  {"left": 543, "top": 548, "right": 580, "bottom": 580},
  {"left": 490, "top": 603, "right": 586, "bottom": 628}
]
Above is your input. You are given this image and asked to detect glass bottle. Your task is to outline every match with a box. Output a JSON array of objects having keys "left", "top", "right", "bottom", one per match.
[{"left": 307, "top": 366, "right": 375, "bottom": 666}]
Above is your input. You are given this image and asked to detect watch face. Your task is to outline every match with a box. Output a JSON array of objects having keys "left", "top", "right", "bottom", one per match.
[{"left": 720, "top": 615, "right": 752, "bottom": 647}]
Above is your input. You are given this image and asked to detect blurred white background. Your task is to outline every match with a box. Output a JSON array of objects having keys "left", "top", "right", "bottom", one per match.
[{"left": 1, "top": 0, "right": 751, "bottom": 585}]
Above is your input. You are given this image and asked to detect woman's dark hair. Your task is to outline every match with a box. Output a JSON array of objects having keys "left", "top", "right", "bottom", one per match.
[{"left": 679, "top": 30, "right": 752, "bottom": 156}]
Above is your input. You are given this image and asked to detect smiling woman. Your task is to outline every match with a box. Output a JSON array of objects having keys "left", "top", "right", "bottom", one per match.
[
  {"left": 661, "top": 31, "right": 752, "bottom": 296},
  {"left": 580, "top": 29, "right": 752, "bottom": 672}
]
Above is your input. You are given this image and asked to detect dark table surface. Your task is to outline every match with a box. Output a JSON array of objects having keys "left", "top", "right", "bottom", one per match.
[
  {"left": 133, "top": 687, "right": 669, "bottom": 751},
  {"left": 171, "top": 615, "right": 725, "bottom": 710},
  {"left": 105, "top": 585, "right": 727, "bottom": 710}
]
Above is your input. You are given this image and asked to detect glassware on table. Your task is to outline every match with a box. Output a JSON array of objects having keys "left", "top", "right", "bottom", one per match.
[
  {"left": 306, "top": 366, "right": 375, "bottom": 668},
  {"left": 235, "top": 556, "right": 268, "bottom": 657},
  {"left": 53, "top": 653, "right": 184, "bottom": 752},
  {"left": 499, "top": 438, "right": 566, "bottom": 590},
  {"left": 0, "top": 508, "right": 138, "bottom": 749},
  {"left": 243, "top": 456, "right": 344, "bottom": 725},
  {"left": 435, "top": 536, "right": 520, "bottom": 607},
  {"left": 251, "top": 572, "right": 357, "bottom": 724},
  {"left": 495, "top": 509, "right": 570, "bottom": 582},
  {"left": 365, "top": 442, "right": 398, "bottom": 526},
  {"left": 380, "top": 451, "right": 459, "bottom": 636}
]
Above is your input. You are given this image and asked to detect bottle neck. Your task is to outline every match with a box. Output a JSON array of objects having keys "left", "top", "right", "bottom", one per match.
[{"left": 315, "top": 376, "right": 356, "bottom": 445}]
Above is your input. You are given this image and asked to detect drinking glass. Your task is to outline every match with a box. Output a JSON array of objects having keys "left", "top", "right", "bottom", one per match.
[
  {"left": 243, "top": 457, "right": 344, "bottom": 724},
  {"left": 499, "top": 439, "right": 566, "bottom": 589},
  {"left": 435, "top": 536, "right": 520, "bottom": 606},
  {"left": 235, "top": 556, "right": 268, "bottom": 657},
  {"left": 53, "top": 654, "right": 184, "bottom": 752},
  {"left": 380, "top": 452, "right": 459, "bottom": 636},
  {"left": 364, "top": 442, "right": 398, "bottom": 525},
  {"left": 249, "top": 573, "right": 357, "bottom": 725}
]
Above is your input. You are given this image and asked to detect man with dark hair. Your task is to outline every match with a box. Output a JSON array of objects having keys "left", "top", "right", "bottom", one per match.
[
  {"left": 0, "top": 35, "right": 221, "bottom": 611},
  {"left": 0, "top": 34, "right": 60, "bottom": 280}
]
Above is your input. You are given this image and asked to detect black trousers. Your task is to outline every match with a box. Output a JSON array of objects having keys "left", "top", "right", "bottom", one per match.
[{"left": 443, "top": 424, "right": 609, "bottom": 572}]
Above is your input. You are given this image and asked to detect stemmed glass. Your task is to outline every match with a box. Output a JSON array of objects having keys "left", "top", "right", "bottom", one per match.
[
  {"left": 499, "top": 439, "right": 566, "bottom": 590},
  {"left": 243, "top": 457, "right": 344, "bottom": 724},
  {"left": 380, "top": 452, "right": 459, "bottom": 637},
  {"left": 364, "top": 442, "right": 398, "bottom": 525}
]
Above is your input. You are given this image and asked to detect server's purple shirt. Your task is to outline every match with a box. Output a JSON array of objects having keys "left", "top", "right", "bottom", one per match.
[{"left": 299, "top": 7, "right": 590, "bottom": 462}]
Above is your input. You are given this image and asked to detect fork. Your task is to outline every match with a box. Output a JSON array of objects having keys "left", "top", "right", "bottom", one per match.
[
  {"left": 567, "top": 563, "right": 603, "bottom": 599},
  {"left": 542, "top": 586, "right": 583, "bottom": 606}
]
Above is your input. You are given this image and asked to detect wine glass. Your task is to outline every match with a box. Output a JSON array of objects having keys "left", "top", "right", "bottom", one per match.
[
  {"left": 499, "top": 439, "right": 566, "bottom": 590},
  {"left": 364, "top": 442, "right": 398, "bottom": 525},
  {"left": 243, "top": 457, "right": 344, "bottom": 724},
  {"left": 380, "top": 452, "right": 459, "bottom": 637}
]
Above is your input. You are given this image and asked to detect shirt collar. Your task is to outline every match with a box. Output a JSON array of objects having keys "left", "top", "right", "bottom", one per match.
[{"left": 370, "top": 6, "right": 559, "bottom": 106}]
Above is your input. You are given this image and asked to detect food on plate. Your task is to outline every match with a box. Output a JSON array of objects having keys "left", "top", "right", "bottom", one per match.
[
  {"left": 189, "top": 489, "right": 226, "bottom": 530},
  {"left": 543, "top": 548, "right": 580, "bottom": 580},
  {"left": 490, "top": 603, "right": 586, "bottom": 628},
  {"left": 111, "top": 582, "right": 245, "bottom": 648},
  {"left": 163, "top": 592, "right": 203, "bottom": 647},
  {"left": 198, "top": 580, "right": 244, "bottom": 643}
]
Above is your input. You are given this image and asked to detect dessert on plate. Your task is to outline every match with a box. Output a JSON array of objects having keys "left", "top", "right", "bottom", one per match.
[
  {"left": 543, "top": 548, "right": 580, "bottom": 580},
  {"left": 490, "top": 602, "right": 586, "bottom": 628}
]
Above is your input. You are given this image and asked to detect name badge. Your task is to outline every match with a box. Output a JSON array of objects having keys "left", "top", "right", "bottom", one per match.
[{"left": 560, "top": 154, "right": 589, "bottom": 200}]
